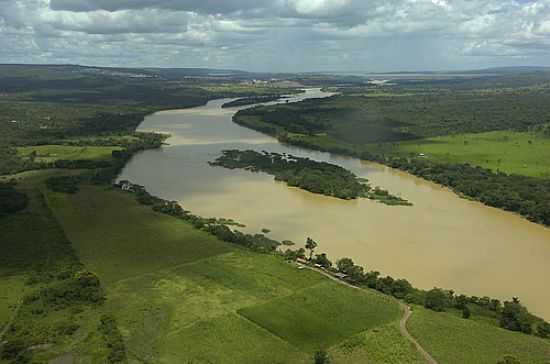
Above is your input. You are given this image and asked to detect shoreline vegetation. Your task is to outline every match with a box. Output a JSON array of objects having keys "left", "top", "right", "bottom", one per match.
[
  {"left": 209, "top": 149, "right": 411, "bottom": 205},
  {"left": 99, "top": 178, "right": 550, "bottom": 341},
  {"left": 233, "top": 97, "right": 550, "bottom": 227}
]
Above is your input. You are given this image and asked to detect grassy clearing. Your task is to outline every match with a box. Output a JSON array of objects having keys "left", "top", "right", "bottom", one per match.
[
  {"left": 45, "top": 184, "right": 407, "bottom": 363},
  {"left": 371, "top": 131, "right": 550, "bottom": 178},
  {"left": 46, "top": 186, "right": 235, "bottom": 284},
  {"left": 103, "top": 252, "right": 324, "bottom": 362},
  {"left": 238, "top": 281, "right": 400, "bottom": 352},
  {"left": 0, "top": 276, "right": 26, "bottom": 333},
  {"left": 408, "top": 306, "right": 550, "bottom": 364},
  {"left": 0, "top": 185, "right": 78, "bottom": 276},
  {"left": 329, "top": 322, "right": 423, "bottom": 364},
  {"left": 161, "top": 313, "right": 309, "bottom": 364},
  {"left": 17, "top": 145, "right": 122, "bottom": 163}
]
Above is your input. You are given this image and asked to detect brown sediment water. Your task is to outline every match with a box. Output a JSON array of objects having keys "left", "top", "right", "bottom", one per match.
[{"left": 119, "top": 89, "right": 550, "bottom": 320}]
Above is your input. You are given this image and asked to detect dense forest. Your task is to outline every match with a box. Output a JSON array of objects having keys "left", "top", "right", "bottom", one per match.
[
  {"left": 233, "top": 89, "right": 550, "bottom": 226},
  {"left": 237, "top": 88, "right": 550, "bottom": 143},
  {"left": 210, "top": 149, "right": 410, "bottom": 205}
]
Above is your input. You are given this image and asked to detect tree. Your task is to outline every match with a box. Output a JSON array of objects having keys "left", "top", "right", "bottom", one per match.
[
  {"left": 424, "top": 288, "right": 449, "bottom": 312},
  {"left": 536, "top": 322, "right": 550, "bottom": 338},
  {"left": 336, "top": 258, "right": 355, "bottom": 274},
  {"left": 364, "top": 270, "right": 380, "bottom": 288},
  {"left": 314, "top": 350, "right": 331, "bottom": 364},
  {"left": 392, "top": 279, "right": 413, "bottom": 299},
  {"left": 500, "top": 300, "right": 533, "bottom": 334},
  {"left": 314, "top": 253, "right": 332, "bottom": 268},
  {"left": 305, "top": 237, "right": 318, "bottom": 260}
]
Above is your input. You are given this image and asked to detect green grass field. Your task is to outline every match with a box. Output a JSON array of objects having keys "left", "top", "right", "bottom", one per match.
[
  {"left": 238, "top": 282, "right": 400, "bottom": 352},
  {"left": 44, "top": 185, "right": 413, "bottom": 363},
  {"left": 4, "top": 177, "right": 550, "bottom": 363},
  {"left": 0, "top": 182, "right": 78, "bottom": 276},
  {"left": 0, "top": 276, "right": 27, "bottom": 334},
  {"left": 370, "top": 131, "right": 550, "bottom": 178},
  {"left": 408, "top": 306, "right": 550, "bottom": 364},
  {"left": 17, "top": 145, "right": 122, "bottom": 163},
  {"left": 329, "top": 322, "right": 423, "bottom": 364},
  {"left": 46, "top": 186, "right": 235, "bottom": 284}
]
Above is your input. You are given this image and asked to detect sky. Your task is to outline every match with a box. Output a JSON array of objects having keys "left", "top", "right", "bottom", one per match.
[{"left": 1, "top": 0, "right": 550, "bottom": 72}]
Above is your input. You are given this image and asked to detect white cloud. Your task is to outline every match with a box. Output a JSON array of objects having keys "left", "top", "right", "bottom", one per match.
[{"left": 1, "top": 0, "right": 550, "bottom": 71}]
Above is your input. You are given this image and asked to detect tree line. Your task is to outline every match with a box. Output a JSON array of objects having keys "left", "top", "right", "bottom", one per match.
[
  {"left": 284, "top": 238, "right": 550, "bottom": 340},
  {"left": 210, "top": 149, "right": 410, "bottom": 205}
]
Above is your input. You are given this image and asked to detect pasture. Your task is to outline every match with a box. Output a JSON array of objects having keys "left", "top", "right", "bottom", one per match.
[
  {"left": 17, "top": 145, "right": 122, "bottom": 163},
  {"left": 408, "top": 306, "right": 550, "bottom": 364},
  {"left": 375, "top": 131, "right": 550, "bottom": 178},
  {"left": 46, "top": 185, "right": 409, "bottom": 363},
  {"left": 238, "top": 281, "right": 400, "bottom": 352}
]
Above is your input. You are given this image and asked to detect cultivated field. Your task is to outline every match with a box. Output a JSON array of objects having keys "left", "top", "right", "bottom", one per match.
[
  {"left": 46, "top": 186, "right": 414, "bottom": 363},
  {"left": 408, "top": 306, "right": 550, "bottom": 364}
]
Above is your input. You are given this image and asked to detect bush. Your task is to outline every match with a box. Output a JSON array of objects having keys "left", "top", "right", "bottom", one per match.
[
  {"left": 425, "top": 288, "right": 450, "bottom": 312},
  {"left": 0, "top": 183, "right": 28, "bottom": 216},
  {"left": 40, "top": 271, "right": 103, "bottom": 309},
  {"left": 535, "top": 322, "right": 550, "bottom": 338},
  {"left": 500, "top": 300, "right": 533, "bottom": 334},
  {"left": 98, "top": 315, "right": 127, "bottom": 363}
]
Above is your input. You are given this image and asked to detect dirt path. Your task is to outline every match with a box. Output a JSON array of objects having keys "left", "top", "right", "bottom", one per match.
[
  {"left": 304, "top": 265, "right": 438, "bottom": 364},
  {"left": 398, "top": 303, "right": 438, "bottom": 364}
]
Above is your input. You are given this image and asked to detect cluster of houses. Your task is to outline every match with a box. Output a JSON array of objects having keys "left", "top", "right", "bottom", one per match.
[{"left": 113, "top": 180, "right": 145, "bottom": 192}]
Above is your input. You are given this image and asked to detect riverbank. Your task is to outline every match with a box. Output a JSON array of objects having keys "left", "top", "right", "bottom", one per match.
[{"left": 118, "top": 91, "right": 550, "bottom": 321}]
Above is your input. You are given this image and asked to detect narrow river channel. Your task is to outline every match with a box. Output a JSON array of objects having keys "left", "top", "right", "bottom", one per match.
[{"left": 119, "top": 88, "right": 550, "bottom": 320}]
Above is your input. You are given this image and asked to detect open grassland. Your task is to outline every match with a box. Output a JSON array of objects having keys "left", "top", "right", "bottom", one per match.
[
  {"left": 0, "top": 276, "right": 27, "bottom": 334},
  {"left": 408, "top": 306, "right": 550, "bottom": 364},
  {"left": 17, "top": 145, "right": 122, "bottom": 163},
  {"left": 238, "top": 282, "right": 400, "bottom": 352},
  {"left": 161, "top": 313, "right": 309, "bottom": 364},
  {"left": 370, "top": 131, "right": 550, "bottom": 178},
  {"left": 329, "top": 322, "right": 423, "bottom": 364},
  {"left": 46, "top": 186, "right": 235, "bottom": 284},
  {"left": 47, "top": 185, "right": 411, "bottom": 363},
  {"left": 0, "top": 183, "right": 77, "bottom": 276}
]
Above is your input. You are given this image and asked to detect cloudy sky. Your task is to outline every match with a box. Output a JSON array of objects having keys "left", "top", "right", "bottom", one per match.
[{"left": 1, "top": 0, "right": 549, "bottom": 72}]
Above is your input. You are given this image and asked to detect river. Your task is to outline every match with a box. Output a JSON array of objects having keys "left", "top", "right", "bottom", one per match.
[{"left": 119, "top": 88, "right": 550, "bottom": 320}]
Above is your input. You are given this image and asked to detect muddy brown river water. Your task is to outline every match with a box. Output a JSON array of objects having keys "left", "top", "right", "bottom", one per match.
[{"left": 118, "top": 89, "right": 550, "bottom": 320}]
